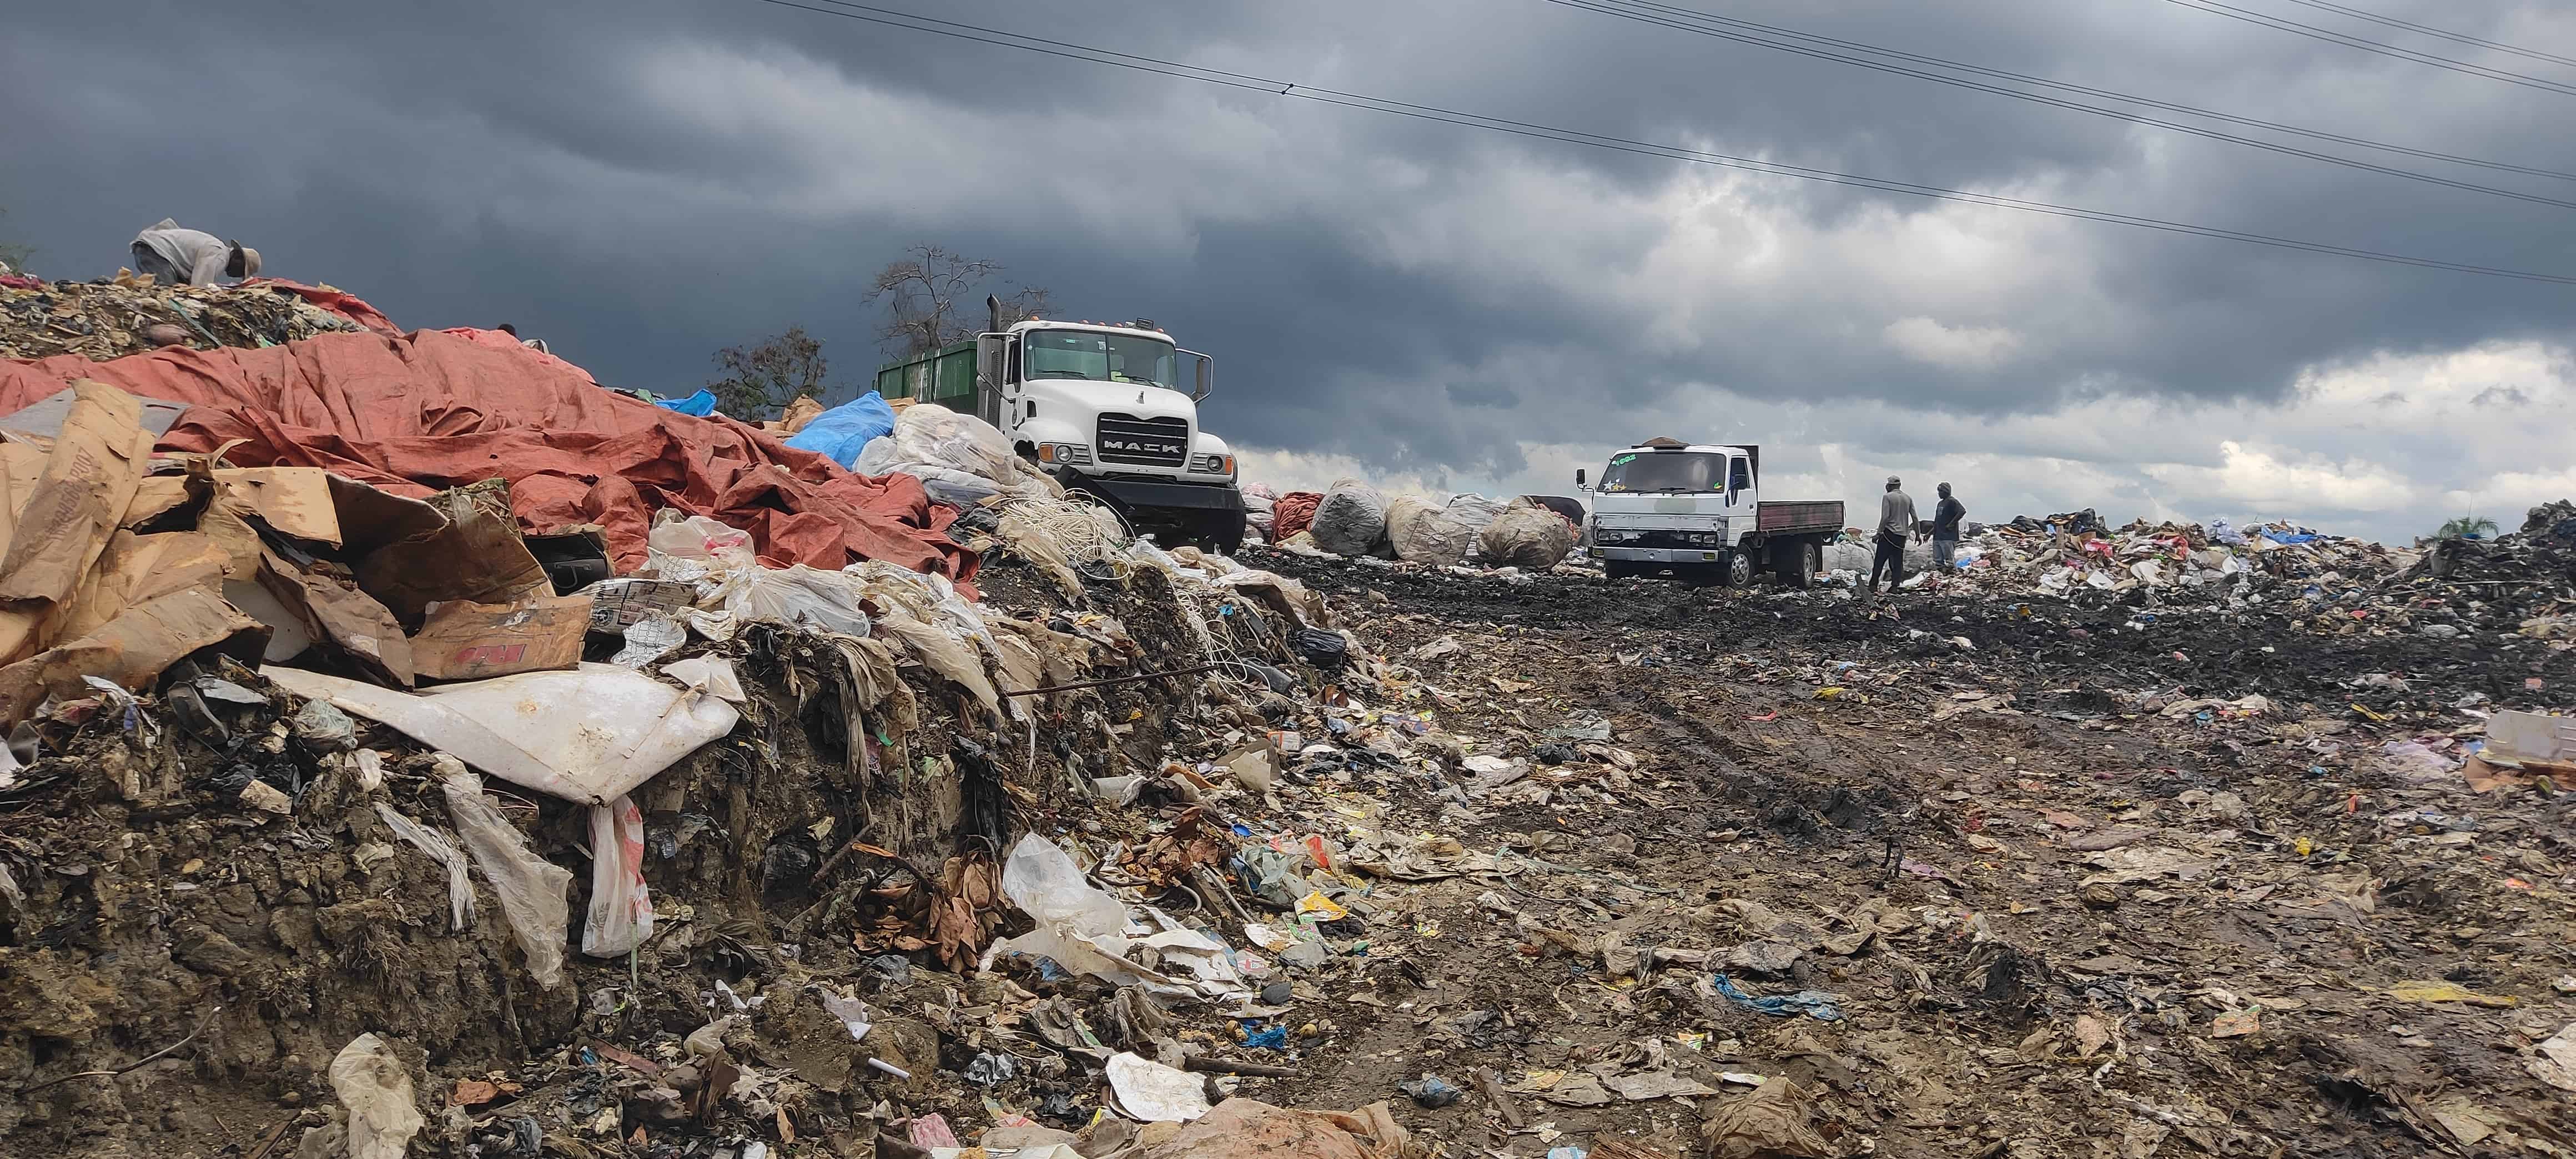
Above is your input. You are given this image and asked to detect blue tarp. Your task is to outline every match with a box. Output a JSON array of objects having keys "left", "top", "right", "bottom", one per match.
[
  {"left": 785, "top": 390, "right": 898, "bottom": 467},
  {"left": 655, "top": 389, "right": 718, "bottom": 416},
  {"left": 2260, "top": 528, "right": 2321, "bottom": 545}
]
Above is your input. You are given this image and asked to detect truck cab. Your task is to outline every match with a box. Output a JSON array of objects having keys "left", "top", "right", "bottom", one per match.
[
  {"left": 875, "top": 307, "right": 1244, "bottom": 551},
  {"left": 1580, "top": 440, "right": 1840, "bottom": 586}
]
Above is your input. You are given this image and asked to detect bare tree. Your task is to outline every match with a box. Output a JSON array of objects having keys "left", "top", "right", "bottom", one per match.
[
  {"left": 864, "top": 244, "right": 1050, "bottom": 359},
  {"left": 707, "top": 326, "right": 829, "bottom": 420}
]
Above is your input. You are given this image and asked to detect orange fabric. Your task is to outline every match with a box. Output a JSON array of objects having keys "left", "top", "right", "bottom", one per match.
[
  {"left": 241, "top": 278, "right": 402, "bottom": 335},
  {"left": 1272, "top": 492, "right": 1322, "bottom": 540},
  {"left": 0, "top": 329, "right": 974, "bottom": 582}
]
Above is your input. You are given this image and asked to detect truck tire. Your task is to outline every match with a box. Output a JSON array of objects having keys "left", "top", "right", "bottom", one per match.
[
  {"left": 1774, "top": 539, "right": 1820, "bottom": 588},
  {"left": 1205, "top": 512, "right": 1244, "bottom": 556},
  {"left": 1603, "top": 560, "right": 1637, "bottom": 581},
  {"left": 1722, "top": 547, "right": 1757, "bottom": 588}
]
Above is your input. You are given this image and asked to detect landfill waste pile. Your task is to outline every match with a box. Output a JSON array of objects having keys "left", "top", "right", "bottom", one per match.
[
  {"left": 4, "top": 279, "right": 2573, "bottom": 1159},
  {"left": 1829, "top": 512, "right": 2409, "bottom": 612},
  {"left": 0, "top": 274, "right": 395, "bottom": 360}
]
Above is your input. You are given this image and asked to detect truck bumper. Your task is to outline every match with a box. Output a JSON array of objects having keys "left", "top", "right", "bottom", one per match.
[
  {"left": 1591, "top": 545, "right": 1730, "bottom": 565},
  {"left": 1060, "top": 473, "right": 1244, "bottom": 515}
]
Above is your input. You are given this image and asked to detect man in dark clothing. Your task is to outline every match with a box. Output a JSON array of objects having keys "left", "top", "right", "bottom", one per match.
[
  {"left": 1930, "top": 482, "right": 1966, "bottom": 575},
  {"left": 1868, "top": 475, "right": 1916, "bottom": 597}
]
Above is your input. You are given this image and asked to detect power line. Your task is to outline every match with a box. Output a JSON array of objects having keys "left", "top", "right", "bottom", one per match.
[
  {"left": 740, "top": 0, "right": 2576, "bottom": 286},
  {"left": 1543, "top": 0, "right": 2576, "bottom": 209},
  {"left": 2263, "top": 0, "right": 2576, "bottom": 70},
  {"left": 2164, "top": 0, "right": 2576, "bottom": 97},
  {"left": 1580, "top": 0, "right": 2576, "bottom": 183}
]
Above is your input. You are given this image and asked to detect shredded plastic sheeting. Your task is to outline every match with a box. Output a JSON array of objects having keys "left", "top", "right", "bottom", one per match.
[
  {"left": 851, "top": 403, "right": 1058, "bottom": 505},
  {"left": 375, "top": 802, "right": 473, "bottom": 931},
  {"left": 442, "top": 770, "right": 573, "bottom": 987}
]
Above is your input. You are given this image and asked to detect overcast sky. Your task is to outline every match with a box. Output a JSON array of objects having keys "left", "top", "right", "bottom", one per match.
[{"left": 7, "top": 0, "right": 2575, "bottom": 541}]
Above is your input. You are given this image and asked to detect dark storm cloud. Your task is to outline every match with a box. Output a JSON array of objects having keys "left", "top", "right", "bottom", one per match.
[{"left": 4, "top": 0, "right": 2575, "bottom": 486}]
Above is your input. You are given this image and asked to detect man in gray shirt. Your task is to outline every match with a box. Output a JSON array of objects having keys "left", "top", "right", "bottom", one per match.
[
  {"left": 130, "top": 219, "right": 260, "bottom": 286},
  {"left": 1868, "top": 475, "right": 1917, "bottom": 597}
]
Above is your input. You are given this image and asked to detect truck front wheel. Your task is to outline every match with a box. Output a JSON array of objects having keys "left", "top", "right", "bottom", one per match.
[
  {"left": 1200, "top": 512, "right": 1244, "bottom": 556},
  {"left": 1722, "top": 547, "right": 1757, "bottom": 588}
]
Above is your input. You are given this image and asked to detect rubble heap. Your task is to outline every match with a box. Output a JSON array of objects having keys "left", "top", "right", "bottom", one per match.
[
  {"left": 0, "top": 276, "right": 382, "bottom": 360},
  {"left": 1889, "top": 513, "right": 2413, "bottom": 611}
]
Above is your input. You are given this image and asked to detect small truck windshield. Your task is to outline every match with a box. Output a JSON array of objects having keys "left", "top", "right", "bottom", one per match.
[{"left": 1598, "top": 451, "right": 1724, "bottom": 493}]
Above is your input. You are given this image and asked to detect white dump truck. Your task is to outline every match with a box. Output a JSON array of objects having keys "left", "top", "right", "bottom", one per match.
[{"left": 875, "top": 299, "right": 1244, "bottom": 550}]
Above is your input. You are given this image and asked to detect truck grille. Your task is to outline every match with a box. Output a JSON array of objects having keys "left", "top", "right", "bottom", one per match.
[{"left": 1095, "top": 414, "right": 1190, "bottom": 467}]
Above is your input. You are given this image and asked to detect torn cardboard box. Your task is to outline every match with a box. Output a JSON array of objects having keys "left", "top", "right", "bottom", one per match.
[
  {"left": 0, "top": 587, "right": 268, "bottom": 727},
  {"left": 0, "top": 382, "right": 155, "bottom": 665},
  {"left": 255, "top": 547, "right": 414, "bottom": 688},
  {"left": 351, "top": 479, "right": 554, "bottom": 628},
  {"left": 411, "top": 593, "right": 593, "bottom": 681}
]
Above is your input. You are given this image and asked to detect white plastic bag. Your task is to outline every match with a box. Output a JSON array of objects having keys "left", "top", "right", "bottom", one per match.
[
  {"left": 329, "top": 1033, "right": 425, "bottom": 1159},
  {"left": 647, "top": 512, "right": 756, "bottom": 568},
  {"left": 716, "top": 564, "right": 873, "bottom": 637},
  {"left": 662, "top": 655, "right": 747, "bottom": 704},
  {"left": 1002, "top": 833, "right": 1125, "bottom": 937},
  {"left": 583, "top": 794, "right": 653, "bottom": 957},
  {"left": 442, "top": 769, "right": 573, "bottom": 988}
]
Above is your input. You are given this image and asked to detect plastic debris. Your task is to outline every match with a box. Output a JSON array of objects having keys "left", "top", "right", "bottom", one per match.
[
  {"left": 1708, "top": 974, "right": 1844, "bottom": 1021},
  {"left": 1399, "top": 1074, "right": 1463, "bottom": 1108},
  {"left": 329, "top": 1033, "right": 426, "bottom": 1159}
]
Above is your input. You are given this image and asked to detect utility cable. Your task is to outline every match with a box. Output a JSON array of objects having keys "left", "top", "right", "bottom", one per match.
[
  {"left": 2164, "top": 0, "right": 2576, "bottom": 98},
  {"left": 1569, "top": 0, "right": 2576, "bottom": 183},
  {"left": 2263, "top": 0, "right": 2576, "bottom": 70},
  {"left": 1545, "top": 0, "right": 2576, "bottom": 210},
  {"left": 741, "top": 0, "right": 2576, "bottom": 285}
]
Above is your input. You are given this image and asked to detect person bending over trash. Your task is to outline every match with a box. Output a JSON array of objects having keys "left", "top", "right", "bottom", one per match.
[
  {"left": 1869, "top": 475, "right": 1916, "bottom": 597},
  {"left": 129, "top": 218, "right": 260, "bottom": 286}
]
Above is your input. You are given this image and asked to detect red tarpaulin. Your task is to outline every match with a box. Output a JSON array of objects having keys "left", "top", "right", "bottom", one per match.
[
  {"left": 242, "top": 278, "right": 404, "bottom": 335},
  {"left": 0, "top": 329, "right": 975, "bottom": 581}
]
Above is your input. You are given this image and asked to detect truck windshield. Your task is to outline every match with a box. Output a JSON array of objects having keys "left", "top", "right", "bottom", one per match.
[
  {"left": 1598, "top": 451, "right": 1723, "bottom": 493},
  {"left": 1023, "top": 330, "right": 1181, "bottom": 390}
]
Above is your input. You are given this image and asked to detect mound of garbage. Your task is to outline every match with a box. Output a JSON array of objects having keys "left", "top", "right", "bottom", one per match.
[
  {"left": 0, "top": 285, "right": 1449, "bottom": 1159},
  {"left": 0, "top": 275, "right": 395, "bottom": 360},
  {"left": 1860, "top": 511, "right": 2417, "bottom": 611}
]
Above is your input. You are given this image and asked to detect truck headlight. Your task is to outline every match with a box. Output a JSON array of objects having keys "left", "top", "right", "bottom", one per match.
[
  {"left": 1037, "top": 442, "right": 1093, "bottom": 466},
  {"left": 1191, "top": 453, "right": 1235, "bottom": 475}
]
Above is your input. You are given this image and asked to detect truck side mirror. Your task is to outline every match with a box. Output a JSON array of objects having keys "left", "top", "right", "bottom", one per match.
[
  {"left": 1182, "top": 349, "right": 1214, "bottom": 401},
  {"left": 976, "top": 332, "right": 1015, "bottom": 398},
  {"left": 1575, "top": 468, "right": 1587, "bottom": 487}
]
